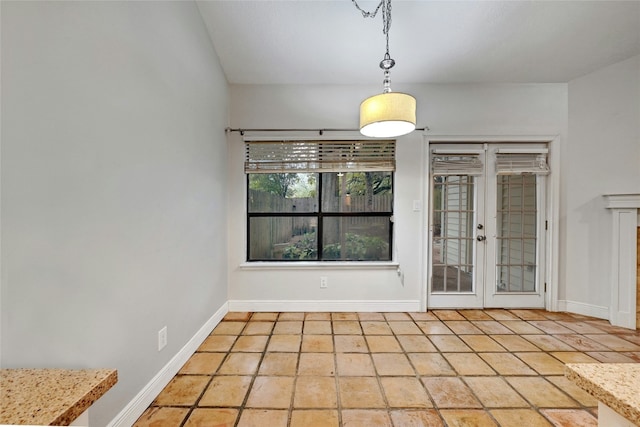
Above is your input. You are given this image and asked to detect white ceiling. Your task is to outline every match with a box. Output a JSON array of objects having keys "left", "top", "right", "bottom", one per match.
[{"left": 196, "top": 0, "right": 640, "bottom": 85}]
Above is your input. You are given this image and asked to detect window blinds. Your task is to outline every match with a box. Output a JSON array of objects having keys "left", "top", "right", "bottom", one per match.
[
  {"left": 431, "top": 154, "right": 484, "bottom": 175},
  {"left": 495, "top": 153, "right": 549, "bottom": 175},
  {"left": 244, "top": 140, "right": 395, "bottom": 173}
]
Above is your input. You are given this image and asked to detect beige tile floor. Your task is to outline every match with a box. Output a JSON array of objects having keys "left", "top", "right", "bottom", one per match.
[{"left": 134, "top": 310, "right": 640, "bottom": 427}]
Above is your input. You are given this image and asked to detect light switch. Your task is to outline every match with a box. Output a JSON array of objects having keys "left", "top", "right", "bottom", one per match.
[{"left": 412, "top": 200, "right": 421, "bottom": 212}]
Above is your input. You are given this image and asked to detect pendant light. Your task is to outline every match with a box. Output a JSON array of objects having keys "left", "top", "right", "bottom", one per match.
[{"left": 354, "top": 0, "right": 416, "bottom": 138}]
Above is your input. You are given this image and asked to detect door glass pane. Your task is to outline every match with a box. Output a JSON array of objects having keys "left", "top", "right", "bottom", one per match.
[
  {"left": 496, "top": 175, "right": 537, "bottom": 292},
  {"left": 431, "top": 175, "right": 475, "bottom": 292}
]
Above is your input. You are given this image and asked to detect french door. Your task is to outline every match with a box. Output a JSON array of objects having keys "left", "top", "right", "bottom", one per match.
[{"left": 427, "top": 143, "right": 548, "bottom": 309}]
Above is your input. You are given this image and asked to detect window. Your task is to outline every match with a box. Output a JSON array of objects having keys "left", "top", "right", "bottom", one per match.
[{"left": 245, "top": 140, "right": 395, "bottom": 262}]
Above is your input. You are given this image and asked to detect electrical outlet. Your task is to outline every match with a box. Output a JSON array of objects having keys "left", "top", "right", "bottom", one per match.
[
  {"left": 320, "top": 276, "right": 328, "bottom": 288},
  {"left": 158, "top": 326, "right": 167, "bottom": 351}
]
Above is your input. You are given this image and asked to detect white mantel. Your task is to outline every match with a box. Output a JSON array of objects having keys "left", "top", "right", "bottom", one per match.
[{"left": 603, "top": 193, "right": 640, "bottom": 330}]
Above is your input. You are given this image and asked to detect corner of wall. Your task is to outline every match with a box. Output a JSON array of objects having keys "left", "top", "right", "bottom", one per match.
[{"left": 107, "top": 302, "right": 229, "bottom": 427}]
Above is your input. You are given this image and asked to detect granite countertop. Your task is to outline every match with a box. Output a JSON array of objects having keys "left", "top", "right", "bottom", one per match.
[
  {"left": 0, "top": 368, "right": 117, "bottom": 426},
  {"left": 565, "top": 363, "right": 640, "bottom": 424}
]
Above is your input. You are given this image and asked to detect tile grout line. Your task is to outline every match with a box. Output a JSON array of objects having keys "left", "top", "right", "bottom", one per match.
[
  {"left": 285, "top": 314, "right": 300, "bottom": 427},
  {"left": 330, "top": 315, "right": 343, "bottom": 427},
  {"left": 400, "top": 313, "right": 445, "bottom": 426},
  {"left": 237, "top": 314, "right": 278, "bottom": 427}
]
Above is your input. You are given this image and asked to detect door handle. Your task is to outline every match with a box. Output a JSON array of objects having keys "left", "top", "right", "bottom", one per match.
[{"left": 477, "top": 235, "right": 486, "bottom": 242}]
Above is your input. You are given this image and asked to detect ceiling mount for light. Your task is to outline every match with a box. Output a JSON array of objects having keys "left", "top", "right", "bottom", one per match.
[{"left": 353, "top": 0, "right": 416, "bottom": 138}]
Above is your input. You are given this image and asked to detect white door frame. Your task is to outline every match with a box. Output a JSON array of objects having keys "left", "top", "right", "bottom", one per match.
[{"left": 420, "top": 135, "right": 561, "bottom": 312}]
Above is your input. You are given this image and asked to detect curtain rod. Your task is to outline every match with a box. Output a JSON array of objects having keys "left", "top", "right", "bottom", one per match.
[{"left": 225, "top": 127, "right": 429, "bottom": 136}]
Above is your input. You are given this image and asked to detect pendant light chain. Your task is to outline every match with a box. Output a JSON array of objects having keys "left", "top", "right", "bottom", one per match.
[
  {"left": 351, "top": 0, "right": 384, "bottom": 18},
  {"left": 382, "top": 0, "right": 392, "bottom": 62},
  {"left": 352, "top": 0, "right": 393, "bottom": 60}
]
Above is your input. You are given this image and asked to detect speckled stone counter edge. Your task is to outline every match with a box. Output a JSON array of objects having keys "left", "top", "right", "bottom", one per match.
[
  {"left": 565, "top": 363, "right": 640, "bottom": 425},
  {"left": 0, "top": 369, "right": 117, "bottom": 426},
  {"left": 53, "top": 370, "right": 117, "bottom": 426}
]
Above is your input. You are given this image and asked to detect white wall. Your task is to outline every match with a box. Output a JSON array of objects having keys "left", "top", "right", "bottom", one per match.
[
  {"left": 564, "top": 55, "right": 640, "bottom": 316},
  {"left": 228, "top": 83, "right": 567, "bottom": 309},
  {"left": 0, "top": 2, "right": 229, "bottom": 425}
]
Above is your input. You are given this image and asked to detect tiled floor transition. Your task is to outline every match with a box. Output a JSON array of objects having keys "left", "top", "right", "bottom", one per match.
[{"left": 134, "top": 310, "right": 640, "bottom": 426}]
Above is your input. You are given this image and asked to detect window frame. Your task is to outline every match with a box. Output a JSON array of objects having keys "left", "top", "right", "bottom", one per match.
[{"left": 246, "top": 171, "right": 395, "bottom": 262}]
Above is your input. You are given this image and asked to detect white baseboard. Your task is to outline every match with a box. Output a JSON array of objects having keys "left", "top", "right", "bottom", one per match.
[
  {"left": 227, "top": 299, "right": 421, "bottom": 312},
  {"left": 107, "top": 302, "right": 229, "bottom": 427},
  {"left": 558, "top": 299, "right": 609, "bottom": 320}
]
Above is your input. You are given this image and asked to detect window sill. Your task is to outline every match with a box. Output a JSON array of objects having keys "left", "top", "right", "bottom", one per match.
[{"left": 239, "top": 261, "right": 400, "bottom": 271}]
